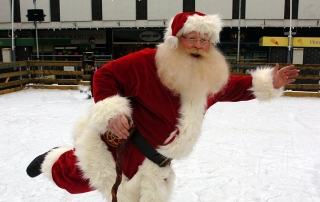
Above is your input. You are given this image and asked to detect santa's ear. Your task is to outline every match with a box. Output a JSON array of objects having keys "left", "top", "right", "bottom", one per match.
[{"left": 164, "top": 36, "right": 179, "bottom": 49}]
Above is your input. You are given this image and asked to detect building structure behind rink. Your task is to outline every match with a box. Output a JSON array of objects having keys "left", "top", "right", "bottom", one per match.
[{"left": 0, "top": 0, "right": 319, "bottom": 64}]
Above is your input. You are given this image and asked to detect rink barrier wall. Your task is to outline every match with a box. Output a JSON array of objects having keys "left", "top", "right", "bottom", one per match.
[{"left": 0, "top": 61, "right": 319, "bottom": 97}]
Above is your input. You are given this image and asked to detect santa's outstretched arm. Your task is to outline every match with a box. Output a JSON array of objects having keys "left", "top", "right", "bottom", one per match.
[
  {"left": 249, "top": 63, "right": 298, "bottom": 101},
  {"left": 207, "top": 64, "right": 299, "bottom": 105}
]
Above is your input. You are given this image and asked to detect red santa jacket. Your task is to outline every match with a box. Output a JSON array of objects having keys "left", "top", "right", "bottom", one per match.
[{"left": 93, "top": 48, "right": 255, "bottom": 179}]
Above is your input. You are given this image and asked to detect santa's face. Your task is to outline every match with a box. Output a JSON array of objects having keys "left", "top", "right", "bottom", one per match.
[
  {"left": 178, "top": 31, "right": 210, "bottom": 57},
  {"left": 156, "top": 32, "right": 229, "bottom": 97}
]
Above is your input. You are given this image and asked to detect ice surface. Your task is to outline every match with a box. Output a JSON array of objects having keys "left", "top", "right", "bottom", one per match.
[{"left": 1, "top": 88, "right": 319, "bottom": 202}]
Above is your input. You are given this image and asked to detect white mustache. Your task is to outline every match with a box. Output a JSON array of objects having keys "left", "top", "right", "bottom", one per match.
[{"left": 187, "top": 48, "right": 207, "bottom": 57}]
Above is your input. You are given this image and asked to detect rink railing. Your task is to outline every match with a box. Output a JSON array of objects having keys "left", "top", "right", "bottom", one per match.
[
  {"left": 0, "top": 60, "right": 106, "bottom": 94},
  {"left": 0, "top": 61, "right": 319, "bottom": 98}
]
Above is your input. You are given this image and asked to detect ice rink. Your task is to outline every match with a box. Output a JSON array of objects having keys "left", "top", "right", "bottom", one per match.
[{"left": 1, "top": 88, "right": 320, "bottom": 202}]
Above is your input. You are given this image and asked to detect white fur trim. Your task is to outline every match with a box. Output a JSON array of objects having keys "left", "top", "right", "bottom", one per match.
[
  {"left": 73, "top": 95, "right": 134, "bottom": 200},
  {"left": 87, "top": 95, "right": 132, "bottom": 134},
  {"left": 158, "top": 94, "right": 207, "bottom": 158},
  {"left": 138, "top": 160, "right": 175, "bottom": 202},
  {"left": 73, "top": 114, "right": 89, "bottom": 141},
  {"left": 41, "top": 146, "right": 73, "bottom": 181},
  {"left": 73, "top": 91, "right": 205, "bottom": 201},
  {"left": 72, "top": 93, "right": 177, "bottom": 201},
  {"left": 74, "top": 93, "right": 207, "bottom": 201},
  {"left": 74, "top": 123, "right": 126, "bottom": 201},
  {"left": 74, "top": 114, "right": 175, "bottom": 201},
  {"left": 164, "top": 36, "right": 179, "bottom": 49},
  {"left": 249, "top": 67, "right": 284, "bottom": 101}
]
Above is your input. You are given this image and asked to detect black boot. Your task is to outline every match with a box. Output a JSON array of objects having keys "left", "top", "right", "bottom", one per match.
[{"left": 26, "top": 147, "right": 57, "bottom": 178}]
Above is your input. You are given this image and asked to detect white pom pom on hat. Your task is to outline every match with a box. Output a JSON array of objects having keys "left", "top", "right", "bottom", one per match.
[{"left": 164, "top": 11, "right": 223, "bottom": 48}]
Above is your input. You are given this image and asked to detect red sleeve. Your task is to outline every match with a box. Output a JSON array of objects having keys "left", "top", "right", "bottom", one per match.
[
  {"left": 92, "top": 60, "right": 129, "bottom": 103},
  {"left": 207, "top": 75, "right": 256, "bottom": 107},
  {"left": 92, "top": 49, "right": 157, "bottom": 103}
]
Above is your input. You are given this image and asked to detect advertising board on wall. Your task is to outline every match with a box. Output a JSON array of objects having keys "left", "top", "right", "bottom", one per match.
[{"left": 39, "top": 30, "right": 106, "bottom": 44}]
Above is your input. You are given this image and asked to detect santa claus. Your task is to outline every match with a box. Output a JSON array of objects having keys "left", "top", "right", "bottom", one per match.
[{"left": 26, "top": 11, "right": 298, "bottom": 202}]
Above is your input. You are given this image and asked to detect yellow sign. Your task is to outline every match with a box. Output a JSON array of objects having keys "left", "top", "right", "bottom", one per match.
[
  {"left": 259, "top": 37, "right": 288, "bottom": 47},
  {"left": 293, "top": 37, "right": 320, "bottom": 47}
]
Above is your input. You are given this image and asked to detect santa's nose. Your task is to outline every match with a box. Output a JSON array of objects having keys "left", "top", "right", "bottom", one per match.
[{"left": 193, "top": 41, "right": 202, "bottom": 49}]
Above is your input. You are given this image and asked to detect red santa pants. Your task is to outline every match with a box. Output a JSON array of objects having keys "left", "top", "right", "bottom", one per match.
[{"left": 51, "top": 150, "right": 95, "bottom": 194}]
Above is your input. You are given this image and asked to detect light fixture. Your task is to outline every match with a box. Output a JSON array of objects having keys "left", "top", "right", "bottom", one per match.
[{"left": 117, "top": 21, "right": 120, "bottom": 26}]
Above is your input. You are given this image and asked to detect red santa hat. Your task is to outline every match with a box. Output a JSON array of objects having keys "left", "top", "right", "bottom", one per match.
[{"left": 164, "top": 11, "right": 223, "bottom": 48}]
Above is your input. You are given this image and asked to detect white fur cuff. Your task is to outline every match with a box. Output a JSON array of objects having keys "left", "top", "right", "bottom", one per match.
[
  {"left": 249, "top": 67, "right": 283, "bottom": 101},
  {"left": 41, "top": 146, "right": 73, "bottom": 181},
  {"left": 87, "top": 95, "right": 132, "bottom": 134}
]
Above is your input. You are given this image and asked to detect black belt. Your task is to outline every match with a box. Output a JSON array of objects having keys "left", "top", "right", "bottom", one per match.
[{"left": 131, "top": 130, "right": 172, "bottom": 167}]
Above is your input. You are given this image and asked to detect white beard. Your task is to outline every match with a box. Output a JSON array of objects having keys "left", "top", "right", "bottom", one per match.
[{"left": 155, "top": 42, "right": 230, "bottom": 98}]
